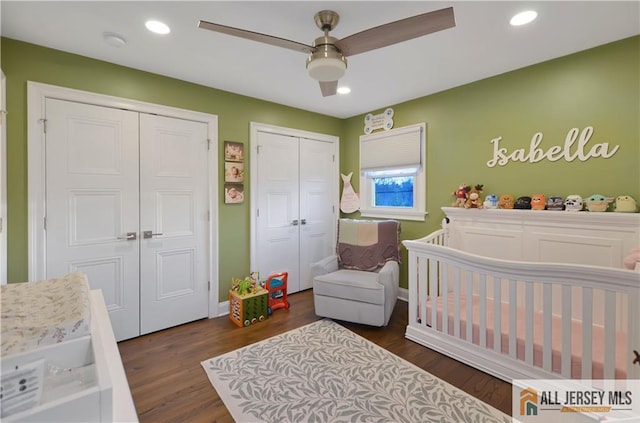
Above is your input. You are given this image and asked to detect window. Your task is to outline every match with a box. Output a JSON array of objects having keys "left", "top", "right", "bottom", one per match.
[{"left": 359, "top": 124, "right": 426, "bottom": 221}]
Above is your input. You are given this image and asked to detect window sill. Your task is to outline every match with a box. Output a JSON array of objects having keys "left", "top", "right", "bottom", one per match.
[{"left": 359, "top": 208, "right": 427, "bottom": 222}]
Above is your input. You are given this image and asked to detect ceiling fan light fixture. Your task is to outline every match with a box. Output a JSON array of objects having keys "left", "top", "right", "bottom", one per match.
[{"left": 306, "top": 40, "right": 347, "bottom": 81}]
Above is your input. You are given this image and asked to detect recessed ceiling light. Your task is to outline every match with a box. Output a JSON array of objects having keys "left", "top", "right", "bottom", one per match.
[
  {"left": 145, "top": 20, "right": 170, "bottom": 35},
  {"left": 103, "top": 32, "right": 126, "bottom": 48},
  {"left": 510, "top": 10, "right": 537, "bottom": 26},
  {"left": 337, "top": 86, "right": 351, "bottom": 95}
]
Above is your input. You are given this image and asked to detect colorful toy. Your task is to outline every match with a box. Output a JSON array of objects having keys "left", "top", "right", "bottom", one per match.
[
  {"left": 623, "top": 247, "right": 640, "bottom": 270},
  {"left": 546, "top": 196, "right": 565, "bottom": 211},
  {"left": 531, "top": 194, "right": 546, "bottom": 210},
  {"left": 584, "top": 194, "right": 614, "bottom": 212},
  {"left": 564, "top": 195, "right": 583, "bottom": 211},
  {"left": 452, "top": 184, "right": 471, "bottom": 207},
  {"left": 514, "top": 196, "right": 532, "bottom": 209},
  {"left": 483, "top": 194, "right": 499, "bottom": 209},
  {"left": 465, "top": 184, "right": 484, "bottom": 209},
  {"left": 264, "top": 272, "right": 289, "bottom": 315},
  {"left": 498, "top": 194, "right": 515, "bottom": 209},
  {"left": 614, "top": 195, "right": 637, "bottom": 213}
]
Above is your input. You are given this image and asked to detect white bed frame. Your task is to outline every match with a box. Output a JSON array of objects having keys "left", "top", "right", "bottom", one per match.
[{"left": 403, "top": 208, "right": 640, "bottom": 382}]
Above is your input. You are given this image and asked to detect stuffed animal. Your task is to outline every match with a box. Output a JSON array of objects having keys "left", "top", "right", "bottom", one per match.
[
  {"left": 531, "top": 194, "right": 546, "bottom": 210},
  {"left": 514, "top": 196, "right": 532, "bottom": 209},
  {"left": 498, "top": 194, "right": 515, "bottom": 209},
  {"left": 546, "top": 196, "right": 565, "bottom": 211},
  {"left": 465, "top": 184, "right": 484, "bottom": 209},
  {"left": 584, "top": 194, "right": 614, "bottom": 212},
  {"left": 483, "top": 194, "right": 499, "bottom": 209},
  {"left": 564, "top": 195, "right": 583, "bottom": 212},
  {"left": 452, "top": 184, "right": 471, "bottom": 207},
  {"left": 614, "top": 195, "right": 637, "bottom": 213}
]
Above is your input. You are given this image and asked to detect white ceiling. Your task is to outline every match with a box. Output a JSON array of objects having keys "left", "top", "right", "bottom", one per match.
[{"left": 2, "top": 1, "right": 638, "bottom": 119}]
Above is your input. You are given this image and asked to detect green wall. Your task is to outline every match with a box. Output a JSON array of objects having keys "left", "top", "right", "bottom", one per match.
[
  {"left": 1, "top": 38, "right": 344, "bottom": 296},
  {"left": 341, "top": 36, "right": 639, "bottom": 286},
  {"left": 2, "top": 35, "right": 638, "bottom": 294}
]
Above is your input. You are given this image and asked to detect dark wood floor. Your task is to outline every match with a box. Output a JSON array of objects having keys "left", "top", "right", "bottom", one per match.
[{"left": 118, "top": 290, "right": 513, "bottom": 422}]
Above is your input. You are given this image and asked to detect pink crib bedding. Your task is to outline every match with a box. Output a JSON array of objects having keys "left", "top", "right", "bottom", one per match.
[{"left": 424, "top": 292, "right": 627, "bottom": 379}]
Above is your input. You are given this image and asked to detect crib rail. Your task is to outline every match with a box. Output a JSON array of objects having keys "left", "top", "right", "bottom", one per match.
[{"left": 404, "top": 232, "right": 640, "bottom": 382}]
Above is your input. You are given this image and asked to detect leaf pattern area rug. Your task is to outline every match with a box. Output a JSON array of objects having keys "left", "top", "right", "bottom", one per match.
[{"left": 202, "top": 319, "right": 511, "bottom": 422}]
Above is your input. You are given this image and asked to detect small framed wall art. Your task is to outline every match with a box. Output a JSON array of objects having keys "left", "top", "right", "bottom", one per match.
[
  {"left": 225, "top": 161, "right": 244, "bottom": 183},
  {"left": 224, "top": 183, "right": 244, "bottom": 204},
  {"left": 224, "top": 141, "right": 244, "bottom": 162}
]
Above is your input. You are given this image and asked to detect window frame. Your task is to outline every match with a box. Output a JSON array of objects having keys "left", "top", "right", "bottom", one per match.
[{"left": 359, "top": 123, "right": 426, "bottom": 221}]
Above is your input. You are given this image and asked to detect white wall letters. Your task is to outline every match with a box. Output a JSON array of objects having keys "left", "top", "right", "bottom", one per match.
[{"left": 486, "top": 126, "right": 620, "bottom": 167}]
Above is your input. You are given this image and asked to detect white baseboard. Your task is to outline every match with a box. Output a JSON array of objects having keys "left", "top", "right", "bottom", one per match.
[{"left": 214, "top": 289, "right": 407, "bottom": 319}]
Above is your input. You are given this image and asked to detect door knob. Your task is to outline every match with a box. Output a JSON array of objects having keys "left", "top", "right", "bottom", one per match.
[
  {"left": 301, "top": 219, "right": 307, "bottom": 225},
  {"left": 292, "top": 220, "right": 299, "bottom": 226},
  {"left": 118, "top": 232, "right": 137, "bottom": 241},
  {"left": 143, "top": 230, "right": 163, "bottom": 239}
]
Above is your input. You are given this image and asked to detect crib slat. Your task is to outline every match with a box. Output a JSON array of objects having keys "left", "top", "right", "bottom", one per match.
[
  {"left": 604, "top": 290, "right": 616, "bottom": 379},
  {"left": 479, "top": 274, "right": 487, "bottom": 348},
  {"left": 562, "top": 285, "right": 572, "bottom": 378},
  {"left": 429, "top": 258, "right": 438, "bottom": 331},
  {"left": 408, "top": 251, "right": 418, "bottom": 326},
  {"left": 453, "top": 268, "right": 460, "bottom": 338},
  {"left": 493, "top": 277, "right": 501, "bottom": 354},
  {"left": 466, "top": 272, "right": 473, "bottom": 343},
  {"left": 419, "top": 256, "right": 427, "bottom": 327},
  {"left": 509, "top": 279, "right": 517, "bottom": 359},
  {"left": 442, "top": 262, "right": 449, "bottom": 335},
  {"left": 543, "top": 283, "right": 552, "bottom": 372},
  {"left": 582, "top": 287, "right": 593, "bottom": 379},
  {"left": 525, "top": 282, "right": 534, "bottom": 366}
]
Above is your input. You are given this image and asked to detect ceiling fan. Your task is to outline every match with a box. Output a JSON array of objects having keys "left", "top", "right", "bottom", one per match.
[{"left": 198, "top": 7, "right": 455, "bottom": 97}]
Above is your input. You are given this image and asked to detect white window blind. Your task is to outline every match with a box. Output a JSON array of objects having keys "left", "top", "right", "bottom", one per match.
[{"left": 360, "top": 125, "right": 422, "bottom": 172}]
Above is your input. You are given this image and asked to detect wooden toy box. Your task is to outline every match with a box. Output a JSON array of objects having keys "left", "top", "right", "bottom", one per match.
[{"left": 228, "top": 288, "right": 269, "bottom": 327}]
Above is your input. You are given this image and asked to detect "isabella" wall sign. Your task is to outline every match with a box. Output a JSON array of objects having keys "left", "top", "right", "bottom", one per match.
[{"left": 486, "top": 126, "right": 620, "bottom": 168}]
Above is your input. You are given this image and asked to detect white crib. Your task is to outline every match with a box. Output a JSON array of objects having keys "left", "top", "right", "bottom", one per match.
[{"left": 403, "top": 208, "right": 640, "bottom": 382}]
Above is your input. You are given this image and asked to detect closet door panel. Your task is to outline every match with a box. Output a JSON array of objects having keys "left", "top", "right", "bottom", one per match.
[
  {"left": 299, "top": 138, "right": 336, "bottom": 290},
  {"left": 44, "top": 98, "right": 140, "bottom": 341},
  {"left": 255, "top": 131, "right": 301, "bottom": 292},
  {"left": 139, "top": 114, "right": 209, "bottom": 335}
]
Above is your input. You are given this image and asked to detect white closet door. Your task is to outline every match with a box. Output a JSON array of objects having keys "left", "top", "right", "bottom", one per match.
[
  {"left": 139, "top": 114, "right": 209, "bottom": 335},
  {"left": 299, "top": 138, "right": 336, "bottom": 290},
  {"left": 45, "top": 98, "right": 140, "bottom": 341},
  {"left": 255, "top": 131, "right": 301, "bottom": 292}
]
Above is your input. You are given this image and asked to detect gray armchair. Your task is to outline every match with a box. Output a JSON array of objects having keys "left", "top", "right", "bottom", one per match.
[{"left": 311, "top": 219, "right": 401, "bottom": 326}]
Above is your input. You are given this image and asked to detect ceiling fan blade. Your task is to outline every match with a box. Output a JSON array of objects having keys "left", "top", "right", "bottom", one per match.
[
  {"left": 198, "top": 20, "right": 314, "bottom": 54},
  {"left": 335, "top": 7, "right": 455, "bottom": 57},
  {"left": 319, "top": 81, "right": 337, "bottom": 97}
]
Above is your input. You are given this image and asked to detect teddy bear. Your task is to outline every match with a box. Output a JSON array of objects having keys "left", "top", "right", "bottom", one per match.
[
  {"left": 583, "top": 194, "right": 614, "bottom": 212},
  {"left": 465, "top": 184, "right": 484, "bottom": 209},
  {"left": 451, "top": 184, "right": 470, "bottom": 207},
  {"left": 564, "top": 195, "right": 583, "bottom": 211},
  {"left": 483, "top": 194, "right": 499, "bottom": 209}
]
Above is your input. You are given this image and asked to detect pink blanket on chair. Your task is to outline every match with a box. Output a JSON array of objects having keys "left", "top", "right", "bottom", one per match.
[{"left": 425, "top": 293, "right": 628, "bottom": 379}]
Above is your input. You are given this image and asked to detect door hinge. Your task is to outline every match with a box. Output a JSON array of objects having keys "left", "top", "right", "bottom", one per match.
[
  {"left": 256, "top": 208, "right": 259, "bottom": 218},
  {"left": 39, "top": 118, "right": 48, "bottom": 134},
  {"left": 207, "top": 139, "right": 211, "bottom": 150},
  {"left": 43, "top": 216, "right": 47, "bottom": 230},
  {"left": 207, "top": 210, "right": 210, "bottom": 222},
  {"left": 208, "top": 281, "right": 211, "bottom": 291},
  {"left": 257, "top": 145, "right": 261, "bottom": 154},
  {"left": 332, "top": 154, "right": 335, "bottom": 162},
  {"left": 0, "top": 217, "right": 3, "bottom": 233}
]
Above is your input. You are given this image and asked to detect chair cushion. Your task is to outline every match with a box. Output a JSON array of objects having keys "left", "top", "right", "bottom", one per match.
[{"left": 313, "top": 270, "right": 384, "bottom": 305}]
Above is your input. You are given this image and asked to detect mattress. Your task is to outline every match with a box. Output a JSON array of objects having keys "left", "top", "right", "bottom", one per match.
[
  {"left": 424, "top": 292, "right": 628, "bottom": 379},
  {"left": 1, "top": 272, "right": 91, "bottom": 356}
]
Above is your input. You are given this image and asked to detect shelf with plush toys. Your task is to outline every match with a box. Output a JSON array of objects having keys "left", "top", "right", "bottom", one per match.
[{"left": 444, "top": 184, "right": 640, "bottom": 268}]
